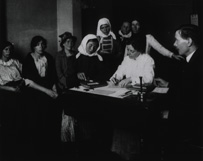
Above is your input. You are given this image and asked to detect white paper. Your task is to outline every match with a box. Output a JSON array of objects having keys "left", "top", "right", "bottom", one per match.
[{"left": 152, "top": 87, "right": 169, "bottom": 94}]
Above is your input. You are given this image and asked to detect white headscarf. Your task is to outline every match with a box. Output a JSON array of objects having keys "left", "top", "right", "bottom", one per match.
[
  {"left": 96, "top": 18, "right": 116, "bottom": 40},
  {"left": 76, "top": 34, "right": 103, "bottom": 61}
]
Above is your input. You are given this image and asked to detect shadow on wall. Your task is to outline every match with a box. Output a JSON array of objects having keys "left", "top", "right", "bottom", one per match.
[
  {"left": 11, "top": 30, "right": 57, "bottom": 62},
  {"left": 6, "top": 0, "right": 58, "bottom": 60}
]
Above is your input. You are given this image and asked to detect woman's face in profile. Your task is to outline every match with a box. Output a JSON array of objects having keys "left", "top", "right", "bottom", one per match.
[
  {"left": 100, "top": 24, "right": 110, "bottom": 35},
  {"left": 34, "top": 41, "right": 46, "bottom": 54},
  {"left": 86, "top": 40, "right": 99, "bottom": 55},
  {"left": 2, "top": 45, "right": 12, "bottom": 60}
]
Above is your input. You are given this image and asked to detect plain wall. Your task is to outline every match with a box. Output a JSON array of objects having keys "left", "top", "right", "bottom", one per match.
[
  {"left": 57, "top": 0, "right": 82, "bottom": 51},
  {"left": 6, "top": 0, "right": 57, "bottom": 61}
]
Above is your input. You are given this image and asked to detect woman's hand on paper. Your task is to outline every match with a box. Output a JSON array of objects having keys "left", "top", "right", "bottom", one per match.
[
  {"left": 110, "top": 77, "right": 120, "bottom": 85},
  {"left": 118, "top": 78, "right": 132, "bottom": 87}
]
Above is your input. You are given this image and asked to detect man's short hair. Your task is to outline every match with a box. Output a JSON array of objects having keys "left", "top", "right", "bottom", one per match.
[{"left": 176, "top": 24, "right": 201, "bottom": 47}]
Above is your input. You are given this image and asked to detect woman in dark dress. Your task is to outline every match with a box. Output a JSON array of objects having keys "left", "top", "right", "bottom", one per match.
[
  {"left": 55, "top": 31, "right": 78, "bottom": 94},
  {"left": 22, "top": 35, "right": 60, "bottom": 156},
  {"left": 55, "top": 32, "right": 78, "bottom": 143},
  {"left": 76, "top": 34, "right": 105, "bottom": 82}
]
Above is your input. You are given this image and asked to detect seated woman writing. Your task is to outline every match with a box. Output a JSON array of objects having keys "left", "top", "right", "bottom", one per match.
[{"left": 109, "top": 33, "right": 155, "bottom": 87}]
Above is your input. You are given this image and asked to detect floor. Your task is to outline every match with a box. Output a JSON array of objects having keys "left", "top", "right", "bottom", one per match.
[
  {"left": 0, "top": 141, "right": 126, "bottom": 161},
  {"left": 1, "top": 138, "right": 202, "bottom": 161},
  {"left": 1, "top": 124, "right": 202, "bottom": 161}
]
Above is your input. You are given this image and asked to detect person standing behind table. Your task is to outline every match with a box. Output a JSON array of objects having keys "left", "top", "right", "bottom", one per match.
[
  {"left": 125, "top": 19, "right": 184, "bottom": 61},
  {"left": 161, "top": 24, "right": 203, "bottom": 161},
  {"left": 76, "top": 34, "right": 105, "bottom": 82},
  {"left": 96, "top": 17, "right": 119, "bottom": 80},
  {"left": 55, "top": 31, "right": 79, "bottom": 94},
  {"left": 117, "top": 21, "right": 132, "bottom": 64},
  {"left": 110, "top": 33, "right": 155, "bottom": 88},
  {"left": 22, "top": 35, "right": 60, "bottom": 156}
]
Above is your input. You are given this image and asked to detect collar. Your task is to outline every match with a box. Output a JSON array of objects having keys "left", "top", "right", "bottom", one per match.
[
  {"left": 186, "top": 50, "right": 196, "bottom": 62},
  {"left": 118, "top": 30, "right": 132, "bottom": 38},
  {"left": 0, "top": 59, "right": 14, "bottom": 66}
]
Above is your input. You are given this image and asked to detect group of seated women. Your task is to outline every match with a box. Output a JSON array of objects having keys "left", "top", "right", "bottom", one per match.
[{"left": 0, "top": 37, "right": 61, "bottom": 157}]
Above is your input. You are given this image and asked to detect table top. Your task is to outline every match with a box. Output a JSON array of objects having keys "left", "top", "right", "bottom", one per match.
[{"left": 68, "top": 84, "right": 168, "bottom": 103}]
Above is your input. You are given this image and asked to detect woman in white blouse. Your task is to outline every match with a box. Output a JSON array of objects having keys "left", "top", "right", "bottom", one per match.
[{"left": 110, "top": 33, "right": 155, "bottom": 87}]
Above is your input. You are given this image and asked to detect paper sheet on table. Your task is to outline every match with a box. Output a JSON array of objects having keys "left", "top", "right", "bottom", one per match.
[
  {"left": 89, "top": 86, "right": 131, "bottom": 98},
  {"left": 89, "top": 89, "right": 115, "bottom": 95},
  {"left": 152, "top": 87, "right": 169, "bottom": 94}
]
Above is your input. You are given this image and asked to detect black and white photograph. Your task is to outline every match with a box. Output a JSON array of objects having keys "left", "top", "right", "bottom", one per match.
[{"left": 0, "top": 0, "right": 202, "bottom": 160}]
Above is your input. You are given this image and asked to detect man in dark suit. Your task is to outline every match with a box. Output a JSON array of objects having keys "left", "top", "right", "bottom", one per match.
[{"left": 164, "top": 24, "right": 203, "bottom": 160}]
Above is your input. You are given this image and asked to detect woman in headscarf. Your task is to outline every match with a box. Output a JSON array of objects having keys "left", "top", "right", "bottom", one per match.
[
  {"left": 76, "top": 34, "right": 105, "bottom": 82},
  {"left": 96, "top": 17, "right": 119, "bottom": 80}
]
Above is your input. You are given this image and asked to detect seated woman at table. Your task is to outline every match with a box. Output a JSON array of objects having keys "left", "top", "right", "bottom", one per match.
[
  {"left": 109, "top": 33, "right": 155, "bottom": 87},
  {"left": 75, "top": 34, "right": 109, "bottom": 144},
  {"left": 76, "top": 34, "right": 105, "bottom": 82}
]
